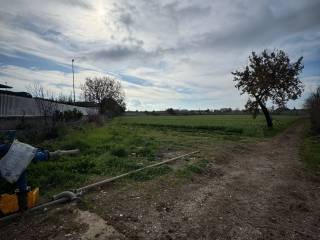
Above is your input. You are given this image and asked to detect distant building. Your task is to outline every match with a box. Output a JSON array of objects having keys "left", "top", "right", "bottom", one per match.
[
  {"left": 0, "top": 84, "right": 32, "bottom": 98},
  {"left": 0, "top": 83, "right": 12, "bottom": 89},
  {"left": 0, "top": 90, "right": 32, "bottom": 98}
]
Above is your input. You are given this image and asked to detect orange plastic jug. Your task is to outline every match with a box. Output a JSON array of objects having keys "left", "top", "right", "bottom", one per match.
[
  {"left": 0, "top": 193, "right": 19, "bottom": 215},
  {"left": 27, "top": 188, "right": 39, "bottom": 209},
  {"left": 0, "top": 188, "right": 39, "bottom": 215}
]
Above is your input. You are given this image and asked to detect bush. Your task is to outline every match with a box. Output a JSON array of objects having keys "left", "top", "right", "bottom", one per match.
[
  {"left": 87, "top": 113, "right": 104, "bottom": 126},
  {"left": 63, "top": 108, "right": 83, "bottom": 122},
  {"left": 305, "top": 87, "right": 320, "bottom": 134},
  {"left": 303, "top": 132, "right": 320, "bottom": 170},
  {"left": 166, "top": 108, "right": 176, "bottom": 115},
  {"left": 52, "top": 109, "right": 83, "bottom": 122},
  {"left": 52, "top": 110, "right": 64, "bottom": 122}
]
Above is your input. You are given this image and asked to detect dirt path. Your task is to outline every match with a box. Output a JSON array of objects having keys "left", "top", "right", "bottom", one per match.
[{"left": 1, "top": 122, "right": 320, "bottom": 239}]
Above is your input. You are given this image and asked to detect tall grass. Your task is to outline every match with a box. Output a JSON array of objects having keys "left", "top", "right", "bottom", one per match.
[
  {"left": 0, "top": 123, "right": 164, "bottom": 196},
  {"left": 302, "top": 122, "right": 320, "bottom": 171}
]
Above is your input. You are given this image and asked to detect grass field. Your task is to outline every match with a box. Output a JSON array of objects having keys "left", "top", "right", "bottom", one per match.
[
  {"left": 119, "top": 115, "right": 300, "bottom": 137},
  {"left": 0, "top": 114, "right": 301, "bottom": 197}
]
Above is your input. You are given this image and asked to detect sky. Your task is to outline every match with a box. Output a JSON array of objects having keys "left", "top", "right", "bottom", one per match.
[{"left": 0, "top": 0, "right": 319, "bottom": 111}]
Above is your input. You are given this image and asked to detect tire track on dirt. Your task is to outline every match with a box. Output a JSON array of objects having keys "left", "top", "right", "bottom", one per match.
[{"left": 92, "top": 122, "right": 320, "bottom": 239}]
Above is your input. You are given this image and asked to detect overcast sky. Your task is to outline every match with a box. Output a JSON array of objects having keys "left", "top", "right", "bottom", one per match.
[{"left": 0, "top": 0, "right": 319, "bottom": 110}]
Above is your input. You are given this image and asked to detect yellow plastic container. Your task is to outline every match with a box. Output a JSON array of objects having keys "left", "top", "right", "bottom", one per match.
[
  {"left": 0, "top": 188, "right": 39, "bottom": 215},
  {"left": 0, "top": 193, "right": 19, "bottom": 215},
  {"left": 27, "top": 188, "right": 39, "bottom": 209}
]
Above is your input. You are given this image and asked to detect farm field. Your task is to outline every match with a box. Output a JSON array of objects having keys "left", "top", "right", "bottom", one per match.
[
  {"left": 0, "top": 114, "right": 301, "bottom": 198},
  {"left": 119, "top": 114, "right": 301, "bottom": 137}
]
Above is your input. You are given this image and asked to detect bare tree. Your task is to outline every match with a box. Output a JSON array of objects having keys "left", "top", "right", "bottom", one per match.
[
  {"left": 30, "top": 83, "right": 59, "bottom": 124},
  {"left": 81, "top": 76, "right": 126, "bottom": 114},
  {"left": 232, "top": 49, "right": 304, "bottom": 128},
  {"left": 57, "top": 92, "right": 73, "bottom": 104}
]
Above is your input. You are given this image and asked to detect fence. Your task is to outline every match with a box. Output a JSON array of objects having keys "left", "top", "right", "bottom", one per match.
[{"left": 0, "top": 93, "right": 97, "bottom": 117}]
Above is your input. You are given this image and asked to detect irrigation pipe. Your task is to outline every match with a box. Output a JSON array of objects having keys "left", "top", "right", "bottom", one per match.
[
  {"left": 77, "top": 150, "right": 199, "bottom": 193},
  {"left": 0, "top": 151, "right": 199, "bottom": 223}
]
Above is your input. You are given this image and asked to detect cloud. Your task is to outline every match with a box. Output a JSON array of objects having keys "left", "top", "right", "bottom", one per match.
[
  {"left": 56, "top": 0, "right": 93, "bottom": 9},
  {"left": 185, "top": 0, "right": 320, "bottom": 53},
  {"left": 0, "top": 0, "right": 319, "bottom": 110},
  {"left": 119, "top": 13, "right": 135, "bottom": 27},
  {"left": 0, "top": 65, "right": 98, "bottom": 99},
  {"left": 90, "top": 45, "right": 144, "bottom": 61},
  {"left": 0, "top": 52, "right": 71, "bottom": 72},
  {"left": 119, "top": 74, "right": 154, "bottom": 87}
]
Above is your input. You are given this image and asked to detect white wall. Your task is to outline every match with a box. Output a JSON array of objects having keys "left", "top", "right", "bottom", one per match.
[{"left": 0, "top": 93, "right": 98, "bottom": 117}]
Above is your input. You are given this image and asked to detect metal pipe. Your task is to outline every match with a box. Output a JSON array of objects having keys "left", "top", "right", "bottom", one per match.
[
  {"left": 77, "top": 151, "right": 199, "bottom": 193},
  {"left": 72, "top": 59, "right": 75, "bottom": 105},
  {"left": 53, "top": 191, "right": 79, "bottom": 201}
]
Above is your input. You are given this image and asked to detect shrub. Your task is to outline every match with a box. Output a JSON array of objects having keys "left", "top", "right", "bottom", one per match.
[
  {"left": 305, "top": 86, "right": 320, "bottom": 134},
  {"left": 87, "top": 113, "right": 104, "bottom": 126},
  {"left": 166, "top": 108, "right": 176, "bottom": 115},
  {"left": 63, "top": 108, "right": 83, "bottom": 122},
  {"left": 303, "top": 133, "right": 320, "bottom": 170},
  {"left": 52, "top": 110, "right": 64, "bottom": 122}
]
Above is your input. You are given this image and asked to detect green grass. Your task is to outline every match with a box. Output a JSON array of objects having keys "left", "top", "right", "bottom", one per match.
[
  {"left": 118, "top": 115, "right": 300, "bottom": 137},
  {"left": 0, "top": 123, "right": 163, "bottom": 197},
  {"left": 0, "top": 114, "right": 300, "bottom": 197},
  {"left": 176, "top": 159, "right": 209, "bottom": 178},
  {"left": 302, "top": 124, "right": 320, "bottom": 170}
]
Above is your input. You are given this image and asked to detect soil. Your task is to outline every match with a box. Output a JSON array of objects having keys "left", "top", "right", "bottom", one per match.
[{"left": 1, "top": 122, "right": 319, "bottom": 239}]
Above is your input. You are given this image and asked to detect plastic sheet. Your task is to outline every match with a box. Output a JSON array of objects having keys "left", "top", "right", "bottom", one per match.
[{"left": 0, "top": 140, "right": 36, "bottom": 183}]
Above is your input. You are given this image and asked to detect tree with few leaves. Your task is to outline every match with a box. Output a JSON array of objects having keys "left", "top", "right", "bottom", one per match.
[
  {"left": 81, "top": 76, "right": 126, "bottom": 114},
  {"left": 232, "top": 49, "right": 304, "bottom": 128}
]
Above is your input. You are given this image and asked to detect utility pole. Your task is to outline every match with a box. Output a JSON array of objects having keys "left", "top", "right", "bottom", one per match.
[{"left": 72, "top": 59, "right": 75, "bottom": 105}]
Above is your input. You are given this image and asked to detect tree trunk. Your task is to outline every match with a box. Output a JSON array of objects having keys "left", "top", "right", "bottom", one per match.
[{"left": 258, "top": 101, "right": 273, "bottom": 128}]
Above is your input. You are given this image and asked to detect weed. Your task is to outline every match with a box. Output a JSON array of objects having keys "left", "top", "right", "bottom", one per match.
[
  {"left": 302, "top": 123, "right": 320, "bottom": 171},
  {"left": 176, "top": 160, "right": 209, "bottom": 177},
  {"left": 110, "top": 145, "right": 128, "bottom": 157},
  {"left": 130, "top": 165, "right": 172, "bottom": 181}
]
